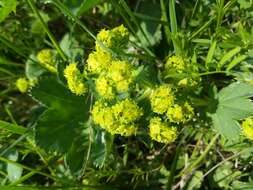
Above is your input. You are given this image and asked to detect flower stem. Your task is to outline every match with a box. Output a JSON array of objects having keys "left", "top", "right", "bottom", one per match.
[{"left": 26, "top": 0, "right": 68, "bottom": 61}]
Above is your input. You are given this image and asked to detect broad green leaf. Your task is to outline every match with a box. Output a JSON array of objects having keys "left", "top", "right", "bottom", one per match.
[
  {"left": 25, "top": 54, "right": 46, "bottom": 80},
  {"left": 6, "top": 150, "right": 22, "bottom": 182},
  {"left": 135, "top": 65, "right": 159, "bottom": 88},
  {"left": 77, "top": 0, "right": 101, "bottom": 16},
  {"left": 63, "top": 0, "right": 101, "bottom": 16},
  {"left": 134, "top": 2, "right": 162, "bottom": 47},
  {"left": 31, "top": 77, "right": 91, "bottom": 153},
  {"left": 31, "top": 77, "right": 89, "bottom": 108},
  {"left": 211, "top": 82, "right": 253, "bottom": 140},
  {"left": 238, "top": 0, "right": 252, "bottom": 9},
  {"left": 91, "top": 127, "right": 113, "bottom": 168},
  {"left": 0, "top": 0, "right": 17, "bottom": 23},
  {"left": 31, "top": 12, "right": 50, "bottom": 35},
  {"left": 60, "top": 34, "right": 83, "bottom": 62},
  {"left": 213, "top": 162, "right": 241, "bottom": 189},
  {"left": 185, "top": 171, "right": 203, "bottom": 190},
  {"left": 65, "top": 127, "right": 89, "bottom": 175}
]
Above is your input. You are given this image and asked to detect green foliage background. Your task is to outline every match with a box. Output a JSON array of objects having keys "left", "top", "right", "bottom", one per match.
[{"left": 1, "top": 0, "right": 253, "bottom": 189}]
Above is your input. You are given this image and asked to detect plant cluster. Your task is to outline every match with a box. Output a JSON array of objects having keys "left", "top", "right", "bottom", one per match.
[{"left": 1, "top": 0, "right": 253, "bottom": 189}]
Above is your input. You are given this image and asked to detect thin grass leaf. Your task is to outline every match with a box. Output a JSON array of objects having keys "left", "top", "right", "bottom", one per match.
[
  {"left": 0, "top": 67, "right": 16, "bottom": 76},
  {"left": 0, "top": 35, "right": 28, "bottom": 58},
  {"left": 226, "top": 55, "right": 248, "bottom": 71},
  {"left": 169, "top": 0, "right": 177, "bottom": 34},
  {"left": 26, "top": 0, "right": 68, "bottom": 61},
  {"left": 218, "top": 47, "right": 241, "bottom": 68},
  {"left": 119, "top": 0, "right": 152, "bottom": 47},
  {"left": 205, "top": 40, "right": 217, "bottom": 68},
  {"left": 111, "top": 0, "right": 155, "bottom": 57},
  {"left": 190, "top": 17, "right": 216, "bottom": 40},
  {"left": 160, "top": 0, "right": 172, "bottom": 45},
  {"left": 216, "top": 0, "right": 225, "bottom": 30},
  {"left": 0, "top": 120, "right": 27, "bottom": 135},
  {"left": 46, "top": 0, "right": 96, "bottom": 40}
]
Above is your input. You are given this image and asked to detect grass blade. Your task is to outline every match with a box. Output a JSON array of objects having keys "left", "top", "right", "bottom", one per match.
[
  {"left": 160, "top": 0, "right": 172, "bottom": 45},
  {"left": 26, "top": 0, "right": 68, "bottom": 61},
  {"left": 119, "top": 0, "right": 153, "bottom": 47},
  {"left": 0, "top": 120, "right": 27, "bottom": 135},
  {"left": 169, "top": 0, "right": 177, "bottom": 34},
  {"left": 205, "top": 40, "right": 217, "bottom": 68},
  {"left": 226, "top": 55, "right": 248, "bottom": 71},
  {"left": 218, "top": 47, "right": 241, "bottom": 68}
]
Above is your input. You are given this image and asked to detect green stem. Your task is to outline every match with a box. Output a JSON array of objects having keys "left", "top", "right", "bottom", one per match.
[
  {"left": 180, "top": 134, "right": 219, "bottom": 177},
  {"left": 216, "top": 0, "right": 225, "bottom": 30},
  {"left": 167, "top": 146, "right": 181, "bottom": 190},
  {"left": 26, "top": 0, "right": 68, "bottom": 61},
  {"left": 190, "top": 17, "right": 215, "bottom": 40},
  {"left": 168, "top": 0, "right": 182, "bottom": 55},
  {"left": 0, "top": 35, "right": 28, "bottom": 58},
  {"left": 119, "top": 0, "right": 153, "bottom": 47},
  {"left": 160, "top": 0, "right": 172, "bottom": 46},
  {"left": 197, "top": 70, "right": 229, "bottom": 76},
  {"left": 50, "top": 0, "right": 96, "bottom": 40},
  {"left": 0, "top": 156, "right": 60, "bottom": 182},
  {"left": 10, "top": 171, "right": 36, "bottom": 185}
]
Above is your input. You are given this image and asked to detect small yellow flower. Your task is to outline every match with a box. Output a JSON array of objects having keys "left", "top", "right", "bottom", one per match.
[
  {"left": 16, "top": 78, "right": 29, "bottom": 93},
  {"left": 178, "top": 78, "right": 188, "bottom": 86},
  {"left": 112, "top": 99, "right": 143, "bottom": 124},
  {"left": 91, "top": 99, "right": 142, "bottom": 136},
  {"left": 150, "top": 85, "right": 175, "bottom": 114},
  {"left": 95, "top": 25, "right": 129, "bottom": 51},
  {"left": 37, "top": 49, "right": 57, "bottom": 73},
  {"left": 149, "top": 117, "right": 177, "bottom": 143},
  {"left": 167, "top": 104, "right": 184, "bottom": 123},
  {"left": 92, "top": 100, "right": 115, "bottom": 129},
  {"left": 178, "top": 77, "right": 201, "bottom": 88},
  {"left": 114, "top": 124, "right": 137, "bottom": 136},
  {"left": 109, "top": 60, "right": 134, "bottom": 92},
  {"left": 165, "top": 56, "right": 185, "bottom": 73},
  {"left": 64, "top": 63, "right": 86, "bottom": 96},
  {"left": 86, "top": 50, "right": 112, "bottom": 74},
  {"left": 167, "top": 102, "right": 194, "bottom": 123},
  {"left": 95, "top": 75, "right": 115, "bottom": 99},
  {"left": 241, "top": 118, "right": 253, "bottom": 140}
]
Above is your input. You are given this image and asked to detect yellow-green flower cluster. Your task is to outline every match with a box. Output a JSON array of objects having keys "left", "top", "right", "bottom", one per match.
[
  {"left": 95, "top": 75, "right": 114, "bottom": 99},
  {"left": 149, "top": 84, "right": 194, "bottom": 123},
  {"left": 109, "top": 60, "right": 134, "bottom": 92},
  {"left": 64, "top": 63, "right": 87, "bottom": 96},
  {"left": 165, "top": 56, "right": 185, "bottom": 73},
  {"left": 89, "top": 25, "right": 142, "bottom": 136},
  {"left": 241, "top": 117, "right": 253, "bottom": 140},
  {"left": 149, "top": 85, "right": 194, "bottom": 143},
  {"left": 16, "top": 78, "right": 29, "bottom": 93},
  {"left": 87, "top": 25, "right": 129, "bottom": 75},
  {"left": 167, "top": 102, "right": 194, "bottom": 123},
  {"left": 92, "top": 99, "right": 143, "bottom": 136},
  {"left": 149, "top": 117, "right": 177, "bottom": 143},
  {"left": 150, "top": 85, "right": 175, "bottom": 114},
  {"left": 37, "top": 49, "right": 57, "bottom": 73},
  {"left": 86, "top": 25, "right": 134, "bottom": 99},
  {"left": 178, "top": 78, "right": 199, "bottom": 88},
  {"left": 95, "top": 24, "right": 129, "bottom": 52},
  {"left": 94, "top": 60, "right": 134, "bottom": 99},
  {"left": 164, "top": 55, "right": 201, "bottom": 88},
  {"left": 87, "top": 50, "right": 112, "bottom": 74}
]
